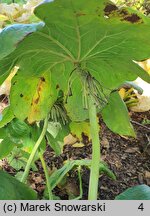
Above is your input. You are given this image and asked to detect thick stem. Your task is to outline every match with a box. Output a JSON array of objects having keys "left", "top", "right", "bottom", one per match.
[
  {"left": 88, "top": 95, "right": 101, "bottom": 200},
  {"left": 21, "top": 116, "right": 49, "bottom": 183},
  {"left": 39, "top": 151, "right": 53, "bottom": 200}
]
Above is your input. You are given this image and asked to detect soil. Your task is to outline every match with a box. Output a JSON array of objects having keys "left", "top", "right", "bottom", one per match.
[{"left": 2, "top": 111, "right": 150, "bottom": 200}]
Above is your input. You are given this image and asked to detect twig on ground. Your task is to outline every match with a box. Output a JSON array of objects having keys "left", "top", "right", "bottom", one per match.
[{"left": 131, "top": 120, "right": 150, "bottom": 131}]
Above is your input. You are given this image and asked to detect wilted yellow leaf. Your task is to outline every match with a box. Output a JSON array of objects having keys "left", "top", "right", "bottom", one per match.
[
  {"left": 72, "top": 142, "right": 85, "bottom": 148},
  {"left": 70, "top": 121, "right": 91, "bottom": 141},
  {"left": 119, "top": 88, "right": 126, "bottom": 99}
]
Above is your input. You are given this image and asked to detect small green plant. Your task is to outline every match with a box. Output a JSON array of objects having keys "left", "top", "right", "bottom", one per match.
[{"left": 0, "top": 0, "right": 150, "bottom": 200}]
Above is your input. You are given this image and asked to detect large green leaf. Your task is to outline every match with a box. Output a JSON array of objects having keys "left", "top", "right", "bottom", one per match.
[
  {"left": 0, "top": 170, "right": 37, "bottom": 200},
  {"left": 115, "top": 185, "right": 150, "bottom": 200},
  {"left": 0, "top": 0, "right": 150, "bottom": 122},
  {"left": 102, "top": 91, "right": 136, "bottom": 137}
]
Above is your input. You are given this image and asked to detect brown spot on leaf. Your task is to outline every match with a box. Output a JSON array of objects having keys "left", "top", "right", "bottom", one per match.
[
  {"left": 33, "top": 108, "right": 39, "bottom": 114},
  {"left": 38, "top": 86, "right": 42, "bottom": 92},
  {"left": 20, "top": 93, "right": 23, "bottom": 98},
  {"left": 104, "top": 4, "right": 118, "bottom": 15},
  {"left": 123, "top": 14, "right": 141, "bottom": 23},
  {"left": 40, "top": 77, "right": 45, "bottom": 82},
  {"left": 56, "top": 84, "right": 60, "bottom": 89},
  {"left": 103, "top": 3, "right": 142, "bottom": 24},
  {"left": 34, "top": 98, "right": 39, "bottom": 104},
  {"left": 81, "top": 132, "right": 89, "bottom": 144},
  {"left": 32, "top": 77, "right": 46, "bottom": 105}
]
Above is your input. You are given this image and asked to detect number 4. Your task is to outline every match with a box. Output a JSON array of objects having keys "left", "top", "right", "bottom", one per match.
[{"left": 138, "top": 203, "right": 144, "bottom": 211}]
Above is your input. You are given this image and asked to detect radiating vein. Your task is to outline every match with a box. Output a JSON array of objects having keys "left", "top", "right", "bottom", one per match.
[
  {"left": 81, "top": 32, "right": 108, "bottom": 61},
  {"left": 81, "top": 30, "right": 128, "bottom": 61},
  {"left": 21, "top": 49, "right": 70, "bottom": 60},
  {"left": 86, "top": 39, "right": 127, "bottom": 60},
  {"left": 70, "top": 0, "right": 81, "bottom": 61},
  {"left": 37, "top": 31, "right": 76, "bottom": 61},
  {"left": 75, "top": 20, "right": 81, "bottom": 61}
]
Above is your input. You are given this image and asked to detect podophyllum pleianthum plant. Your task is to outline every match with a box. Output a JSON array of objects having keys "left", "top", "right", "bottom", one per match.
[{"left": 0, "top": 0, "right": 150, "bottom": 200}]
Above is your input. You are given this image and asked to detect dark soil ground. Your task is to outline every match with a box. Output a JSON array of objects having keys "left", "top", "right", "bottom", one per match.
[{"left": 2, "top": 111, "right": 150, "bottom": 200}]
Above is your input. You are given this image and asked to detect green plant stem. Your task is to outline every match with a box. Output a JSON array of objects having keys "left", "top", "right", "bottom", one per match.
[
  {"left": 74, "top": 166, "right": 83, "bottom": 200},
  {"left": 21, "top": 116, "right": 49, "bottom": 183},
  {"left": 39, "top": 150, "right": 53, "bottom": 200},
  {"left": 88, "top": 95, "right": 100, "bottom": 200}
]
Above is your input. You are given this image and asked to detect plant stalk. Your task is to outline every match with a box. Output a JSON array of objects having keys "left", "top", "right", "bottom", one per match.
[
  {"left": 39, "top": 150, "right": 53, "bottom": 200},
  {"left": 21, "top": 115, "right": 49, "bottom": 183},
  {"left": 88, "top": 95, "right": 101, "bottom": 200},
  {"left": 73, "top": 166, "right": 83, "bottom": 200}
]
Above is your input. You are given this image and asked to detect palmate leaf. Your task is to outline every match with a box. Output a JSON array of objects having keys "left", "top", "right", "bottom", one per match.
[{"left": 0, "top": 0, "right": 150, "bottom": 123}]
